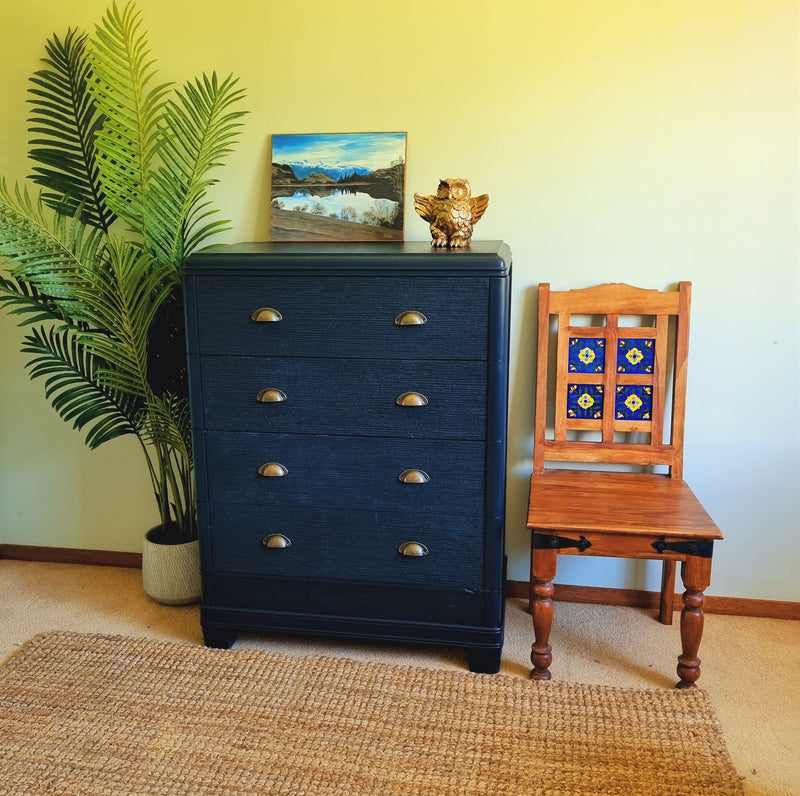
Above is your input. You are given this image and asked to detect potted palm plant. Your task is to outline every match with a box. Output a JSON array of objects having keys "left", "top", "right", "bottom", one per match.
[{"left": 0, "top": 2, "right": 247, "bottom": 603}]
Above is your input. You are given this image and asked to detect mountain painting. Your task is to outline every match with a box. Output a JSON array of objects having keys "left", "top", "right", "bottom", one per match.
[{"left": 270, "top": 132, "right": 407, "bottom": 241}]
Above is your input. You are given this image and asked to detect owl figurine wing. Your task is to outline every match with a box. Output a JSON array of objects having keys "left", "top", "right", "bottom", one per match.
[
  {"left": 413, "top": 190, "right": 456, "bottom": 248},
  {"left": 413, "top": 192, "right": 439, "bottom": 224},
  {"left": 470, "top": 193, "right": 490, "bottom": 224}
]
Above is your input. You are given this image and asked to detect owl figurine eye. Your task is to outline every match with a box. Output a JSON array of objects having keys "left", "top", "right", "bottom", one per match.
[{"left": 413, "top": 178, "right": 489, "bottom": 249}]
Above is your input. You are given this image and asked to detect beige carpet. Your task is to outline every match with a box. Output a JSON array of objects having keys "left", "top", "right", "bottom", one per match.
[{"left": 0, "top": 630, "right": 743, "bottom": 796}]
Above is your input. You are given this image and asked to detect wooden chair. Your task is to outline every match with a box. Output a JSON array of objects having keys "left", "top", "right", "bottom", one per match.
[{"left": 527, "top": 282, "right": 722, "bottom": 688}]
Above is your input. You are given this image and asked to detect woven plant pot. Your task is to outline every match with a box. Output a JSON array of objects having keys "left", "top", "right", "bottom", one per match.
[{"left": 142, "top": 526, "right": 201, "bottom": 605}]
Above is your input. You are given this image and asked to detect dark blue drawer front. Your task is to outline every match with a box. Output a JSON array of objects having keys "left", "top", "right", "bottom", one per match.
[
  {"left": 190, "top": 276, "right": 489, "bottom": 359},
  {"left": 206, "top": 502, "right": 484, "bottom": 588},
  {"left": 202, "top": 431, "right": 486, "bottom": 516},
  {"left": 201, "top": 579, "right": 495, "bottom": 627},
  {"left": 194, "top": 356, "right": 487, "bottom": 439}
]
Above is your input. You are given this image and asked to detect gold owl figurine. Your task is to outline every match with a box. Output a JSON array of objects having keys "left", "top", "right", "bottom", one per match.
[{"left": 414, "top": 178, "right": 489, "bottom": 248}]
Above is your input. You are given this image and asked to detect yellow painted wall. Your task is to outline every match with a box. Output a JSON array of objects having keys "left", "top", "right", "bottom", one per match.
[{"left": 1, "top": 0, "right": 797, "bottom": 601}]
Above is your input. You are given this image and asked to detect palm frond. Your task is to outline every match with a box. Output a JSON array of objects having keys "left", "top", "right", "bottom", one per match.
[
  {"left": 88, "top": 1, "right": 172, "bottom": 234},
  {"left": 21, "top": 324, "right": 141, "bottom": 448},
  {"left": 139, "top": 392, "right": 192, "bottom": 466},
  {"left": 0, "top": 273, "right": 68, "bottom": 325},
  {"left": 182, "top": 203, "right": 234, "bottom": 255},
  {"left": 0, "top": 180, "right": 104, "bottom": 322},
  {"left": 71, "top": 236, "right": 175, "bottom": 399},
  {"left": 145, "top": 72, "right": 247, "bottom": 268},
  {"left": 26, "top": 28, "right": 114, "bottom": 232}
]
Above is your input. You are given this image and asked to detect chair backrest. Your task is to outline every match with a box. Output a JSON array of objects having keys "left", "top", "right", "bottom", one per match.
[{"left": 533, "top": 282, "right": 692, "bottom": 478}]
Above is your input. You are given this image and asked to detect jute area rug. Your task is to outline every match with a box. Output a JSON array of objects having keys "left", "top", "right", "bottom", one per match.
[{"left": 0, "top": 631, "right": 743, "bottom": 796}]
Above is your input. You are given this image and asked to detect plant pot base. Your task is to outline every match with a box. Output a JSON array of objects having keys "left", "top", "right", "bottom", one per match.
[{"left": 142, "top": 528, "right": 201, "bottom": 605}]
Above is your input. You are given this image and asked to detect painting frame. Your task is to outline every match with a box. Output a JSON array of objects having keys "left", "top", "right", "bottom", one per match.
[{"left": 270, "top": 132, "right": 407, "bottom": 242}]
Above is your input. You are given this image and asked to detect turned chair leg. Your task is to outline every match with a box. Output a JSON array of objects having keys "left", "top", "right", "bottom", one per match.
[
  {"left": 530, "top": 543, "right": 557, "bottom": 680},
  {"left": 676, "top": 554, "right": 712, "bottom": 689},
  {"left": 659, "top": 560, "right": 677, "bottom": 625}
]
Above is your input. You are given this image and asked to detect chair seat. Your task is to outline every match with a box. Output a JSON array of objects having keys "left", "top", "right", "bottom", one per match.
[{"left": 528, "top": 470, "right": 722, "bottom": 542}]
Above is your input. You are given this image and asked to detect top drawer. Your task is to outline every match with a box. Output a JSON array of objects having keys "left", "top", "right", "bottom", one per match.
[{"left": 187, "top": 276, "right": 489, "bottom": 359}]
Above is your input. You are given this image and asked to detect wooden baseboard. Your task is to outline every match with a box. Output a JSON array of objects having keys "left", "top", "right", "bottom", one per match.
[
  {"left": 2, "top": 546, "right": 797, "bottom": 621},
  {"left": 0, "top": 544, "right": 142, "bottom": 569},
  {"left": 506, "top": 580, "right": 800, "bottom": 621}
]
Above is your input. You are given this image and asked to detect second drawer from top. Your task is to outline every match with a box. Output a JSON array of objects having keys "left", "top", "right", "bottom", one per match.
[{"left": 192, "top": 356, "right": 490, "bottom": 439}]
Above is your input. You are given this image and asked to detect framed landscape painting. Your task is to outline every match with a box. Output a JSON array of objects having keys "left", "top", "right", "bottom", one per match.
[{"left": 270, "top": 132, "right": 407, "bottom": 242}]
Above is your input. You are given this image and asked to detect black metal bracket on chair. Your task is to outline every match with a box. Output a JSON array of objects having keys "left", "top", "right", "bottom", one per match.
[
  {"left": 651, "top": 538, "right": 714, "bottom": 558},
  {"left": 534, "top": 533, "right": 592, "bottom": 552}
]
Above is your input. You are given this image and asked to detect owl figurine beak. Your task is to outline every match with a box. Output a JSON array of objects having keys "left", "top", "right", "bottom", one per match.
[{"left": 413, "top": 178, "right": 489, "bottom": 248}]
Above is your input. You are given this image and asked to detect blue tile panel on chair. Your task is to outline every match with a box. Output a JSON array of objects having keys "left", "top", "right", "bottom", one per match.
[
  {"left": 615, "top": 385, "right": 653, "bottom": 420},
  {"left": 568, "top": 337, "right": 605, "bottom": 373},
  {"left": 567, "top": 384, "right": 604, "bottom": 419},
  {"left": 617, "top": 338, "right": 655, "bottom": 374}
]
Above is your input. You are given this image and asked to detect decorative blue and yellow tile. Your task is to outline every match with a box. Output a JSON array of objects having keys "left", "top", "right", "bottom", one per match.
[
  {"left": 617, "top": 338, "right": 654, "bottom": 374},
  {"left": 615, "top": 385, "right": 652, "bottom": 420},
  {"left": 569, "top": 337, "right": 605, "bottom": 373},
  {"left": 568, "top": 384, "right": 604, "bottom": 419}
]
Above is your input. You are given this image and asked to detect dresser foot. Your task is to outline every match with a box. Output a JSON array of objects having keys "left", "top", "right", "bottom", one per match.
[
  {"left": 203, "top": 627, "right": 236, "bottom": 649},
  {"left": 467, "top": 647, "right": 502, "bottom": 674}
]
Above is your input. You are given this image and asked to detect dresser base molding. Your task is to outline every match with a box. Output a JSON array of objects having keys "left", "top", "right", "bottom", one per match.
[
  {"left": 200, "top": 605, "right": 504, "bottom": 673},
  {"left": 201, "top": 572, "right": 504, "bottom": 673}
]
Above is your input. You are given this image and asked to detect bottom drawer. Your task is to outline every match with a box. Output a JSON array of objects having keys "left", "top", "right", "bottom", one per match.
[
  {"left": 202, "top": 574, "right": 505, "bottom": 630},
  {"left": 204, "top": 502, "right": 485, "bottom": 589}
]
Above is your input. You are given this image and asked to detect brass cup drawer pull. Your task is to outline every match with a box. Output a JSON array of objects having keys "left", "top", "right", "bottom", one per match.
[
  {"left": 257, "top": 388, "right": 287, "bottom": 403},
  {"left": 394, "top": 310, "right": 428, "bottom": 326},
  {"left": 258, "top": 462, "right": 288, "bottom": 477},
  {"left": 262, "top": 533, "right": 292, "bottom": 549},
  {"left": 398, "top": 541, "right": 429, "bottom": 557},
  {"left": 251, "top": 307, "right": 283, "bottom": 322},
  {"left": 398, "top": 469, "right": 430, "bottom": 484},
  {"left": 396, "top": 391, "right": 428, "bottom": 407}
]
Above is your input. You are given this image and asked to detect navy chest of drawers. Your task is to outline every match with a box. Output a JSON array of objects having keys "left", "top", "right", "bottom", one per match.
[{"left": 183, "top": 241, "right": 511, "bottom": 672}]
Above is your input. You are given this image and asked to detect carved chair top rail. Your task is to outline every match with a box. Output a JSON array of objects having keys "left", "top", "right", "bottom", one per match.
[{"left": 545, "top": 281, "right": 688, "bottom": 315}]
